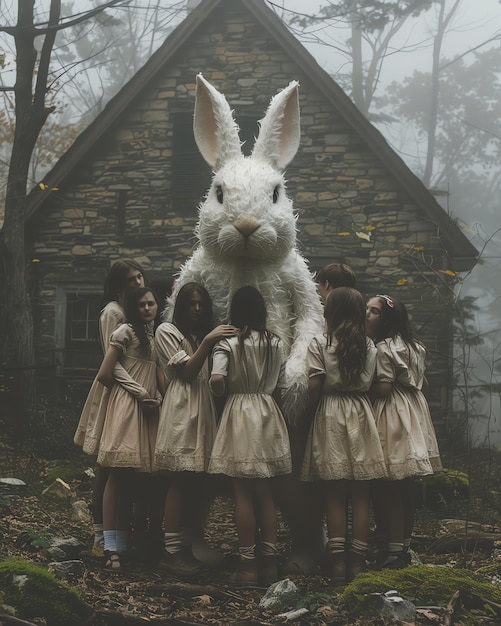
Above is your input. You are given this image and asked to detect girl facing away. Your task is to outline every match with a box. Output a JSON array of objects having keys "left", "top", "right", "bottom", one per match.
[
  {"left": 366, "top": 294, "right": 442, "bottom": 569},
  {"left": 301, "top": 287, "right": 387, "bottom": 584},
  {"left": 74, "top": 258, "right": 146, "bottom": 557},
  {"left": 95, "top": 286, "right": 166, "bottom": 571},
  {"left": 153, "top": 283, "right": 238, "bottom": 579},
  {"left": 209, "top": 286, "right": 292, "bottom": 586}
]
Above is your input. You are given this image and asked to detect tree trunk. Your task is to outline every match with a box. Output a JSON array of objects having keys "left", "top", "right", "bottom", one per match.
[
  {"left": 350, "top": 14, "right": 367, "bottom": 115},
  {"left": 0, "top": 204, "right": 36, "bottom": 435},
  {"left": 0, "top": 0, "right": 43, "bottom": 433}
]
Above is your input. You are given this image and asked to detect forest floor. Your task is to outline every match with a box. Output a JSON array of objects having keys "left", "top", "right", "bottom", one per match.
[{"left": 2, "top": 442, "right": 501, "bottom": 625}]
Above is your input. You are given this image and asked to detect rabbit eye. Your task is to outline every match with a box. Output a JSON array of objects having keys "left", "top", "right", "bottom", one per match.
[
  {"left": 273, "top": 186, "right": 280, "bottom": 203},
  {"left": 216, "top": 185, "right": 224, "bottom": 204}
]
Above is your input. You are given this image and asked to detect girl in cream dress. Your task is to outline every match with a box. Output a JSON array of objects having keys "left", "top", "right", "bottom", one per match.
[
  {"left": 366, "top": 294, "right": 442, "bottom": 570},
  {"left": 154, "top": 283, "right": 237, "bottom": 579},
  {"left": 209, "top": 286, "right": 291, "bottom": 585},
  {"left": 96, "top": 286, "right": 165, "bottom": 571},
  {"left": 301, "top": 287, "right": 386, "bottom": 584}
]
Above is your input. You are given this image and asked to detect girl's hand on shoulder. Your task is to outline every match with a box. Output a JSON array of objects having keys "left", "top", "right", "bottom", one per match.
[{"left": 205, "top": 324, "right": 239, "bottom": 344}]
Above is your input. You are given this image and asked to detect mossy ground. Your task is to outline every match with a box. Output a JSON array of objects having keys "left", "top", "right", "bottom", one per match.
[
  {"left": 339, "top": 564, "right": 501, "bottom": 615},
  {"left": 0, "top": 557, "right": 92, "bottom": 626}
]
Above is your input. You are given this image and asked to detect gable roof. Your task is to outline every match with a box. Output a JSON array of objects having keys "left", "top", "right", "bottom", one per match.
[{"left": 25, "top": 0, "right": 477, "bottom": 271}]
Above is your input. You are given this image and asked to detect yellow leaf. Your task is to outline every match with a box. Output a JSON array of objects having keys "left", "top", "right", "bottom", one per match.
[
  {"left": 51, "top": 187, "right": 59, "bottom": 191},
  {"left": 363, "top": 224, "right": 376, "bottom": 231},
  {"left": 439, "top": 269, "right": 460, "bottom": 277},
  {"left": 457, "top": 219, "right": 477, "bottom": 235},
  {"left": 337, "top": 231, "right": 351, "bottom": 236},
  {"left": 356, "top": 231, "right": 371, "bottom": 241},
  {"left": 31, "top": 259, "right": 40, "bottom": 263},
  {"left": 396, "top": 278, "right": 407, "bottom": 285},
  {"left": 38, "top": 182, "right": 47, "bottom": 190},
  {"left": 403, "top": 244, "right": 414, "bottom": 249},
  {"left": 415, "top": 246, "right": 424, "bottom": 251}
]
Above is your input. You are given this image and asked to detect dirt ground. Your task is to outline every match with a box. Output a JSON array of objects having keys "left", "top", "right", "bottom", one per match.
[{"left": 1, "top": 448, "right": 501, "bottom": 625}]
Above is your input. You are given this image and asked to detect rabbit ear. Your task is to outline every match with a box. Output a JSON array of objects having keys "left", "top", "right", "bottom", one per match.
[
  {"left": 193, "top": 74, "right": 242, "bottom": 169},
  {"left": 252, "top": 81, "right": 300, "bottom": 170}
]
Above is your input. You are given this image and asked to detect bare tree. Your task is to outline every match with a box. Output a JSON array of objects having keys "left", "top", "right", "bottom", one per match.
[
  {"left": 0, "top": 0, "right": 134, "bottom": 431},
  {"left": 275, "top": 0, "right": 436, "bottom": 116}
]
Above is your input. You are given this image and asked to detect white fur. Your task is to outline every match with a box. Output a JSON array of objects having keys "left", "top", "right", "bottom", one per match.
[{"left": 166, "top": 74, "right": 324, "bottom": 418}]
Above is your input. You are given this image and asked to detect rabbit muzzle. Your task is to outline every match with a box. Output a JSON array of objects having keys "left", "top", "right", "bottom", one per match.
[
  {"left": 233, "top": 214, "right": 261, "bottom": 238},
  {"left": 214, "top": 219, "right": 279, "bottom": 260}
]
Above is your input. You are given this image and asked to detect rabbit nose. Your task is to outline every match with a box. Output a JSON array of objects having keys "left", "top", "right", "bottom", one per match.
[{"left": 233, "top": 215, "right": 260, "bottom": 237}]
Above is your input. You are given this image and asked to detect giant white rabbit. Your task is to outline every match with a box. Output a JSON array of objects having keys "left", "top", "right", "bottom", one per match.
[{"left": 166, "top": 74, "right": 324, "bottom": 417}]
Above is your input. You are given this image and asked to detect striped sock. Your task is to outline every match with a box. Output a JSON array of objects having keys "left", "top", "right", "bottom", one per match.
[{"left": 164, "top": 532, "right": 182, "bottom": 554}]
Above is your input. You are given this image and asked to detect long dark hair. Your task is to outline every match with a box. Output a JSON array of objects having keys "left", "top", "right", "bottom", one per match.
[
  {"left": 324, "top": 287, "right": 367, "bottom": 387},
  {"left": 229, "top": 286, "right": 275, "bottom": 373},
  {"left": 372, "top": 294, "right": 422, "bottom": 351},
  {"left": 103, "top": 258, "right": 145, "bottom": 305},
  {"left": 173, "top": 282, "right": 214, "bottom": 341},
  {"left": 124, "top": 286, "right": 157, "bottom": 355}
]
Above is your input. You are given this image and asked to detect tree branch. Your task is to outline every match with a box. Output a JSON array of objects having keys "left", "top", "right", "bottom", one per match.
[{"left": 32, "top": 0, "right": 133, "bottom": 34}]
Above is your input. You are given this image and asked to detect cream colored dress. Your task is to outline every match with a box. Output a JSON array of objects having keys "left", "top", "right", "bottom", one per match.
[
  {"left": 301, "top": 334, "right": 387, "bottom": 482},
  {"left": 208, "top": 331, "right": 292, "bottom": 478},
  {"left": 373, "top": 336, "right": 442, "bottom": 480},
  {"left": 74, "top": 301, "right": 124, "bottom": 454},
  {"left": 97, "top": 323, "right": 160, "bottom": 472},
  {"left": 154, "top": 323, "right": 216, "bottom": 472}
]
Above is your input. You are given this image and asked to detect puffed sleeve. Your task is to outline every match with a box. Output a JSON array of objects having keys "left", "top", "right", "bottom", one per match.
[
  {"left": 109, "top": 325, "right": 150, "bottom": 400},
  {"left": 99, "top": 303, "right": 125, "bottom": 353},
  {"left": 306, "top": 335, "right": 326, "bottom": 378},
  {"left": 99, "top": 302, "right": 134, "bottom": 388},
  {"left": 375, "top": 340, "right": 396, "bottom": 384},
  {"left": 211, "top": 339, "right": 230, "bottom": 376},
  {"left": 155, "top": 322, "right": 189, "bottom": 381}
]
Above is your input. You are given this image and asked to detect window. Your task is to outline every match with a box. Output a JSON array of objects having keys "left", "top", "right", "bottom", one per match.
[
  {"left": 67, "top": 295, "right": 101, "bottom": 343},
  {"left": 55, "top": 289, "right": 103, "bottom": 376}
]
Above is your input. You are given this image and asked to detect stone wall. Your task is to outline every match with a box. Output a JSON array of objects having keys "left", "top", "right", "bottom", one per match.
[{"left": 26, "top": 1, "right": 455, "bottom": 441}]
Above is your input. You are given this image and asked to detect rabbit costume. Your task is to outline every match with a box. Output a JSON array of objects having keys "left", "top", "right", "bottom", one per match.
[{"left": 165, "top": 75, "right": 324, "bottom": 418}]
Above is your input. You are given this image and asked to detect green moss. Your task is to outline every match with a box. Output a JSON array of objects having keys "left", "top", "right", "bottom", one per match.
[
  {"left": 43, "top": 459, "right": 87, "bottom": 484},
  {"left": 426, "top": 469, "right": 470, "bottom": 492},
  {"left": 338, "top": 565, "right": 501, "bottom": 615},
  {"left": 0, "top": 558, "right": 91, "bottom": 626},
  {"left": 475, "top": 562, "right": 501, "bottom": 576}
]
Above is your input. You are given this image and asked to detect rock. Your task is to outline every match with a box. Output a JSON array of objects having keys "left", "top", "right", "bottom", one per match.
[
  {"left": 71, "top": 499, "right": 91, "bottom": 522},
  {"left": 46, "top": 536, "right": 86, "bottom": 561},
  {"left": 0, "top": 477, "right": 26, "bottom": 486},
  {"left": 0, "top": 477, "right": 27, "bottom": 494},
  {"left": 48, "top": 560, "right": 86, "bottom": 580},
  {"left": 372, "top": 590, "right": 416, "bottom": 622},
  {"left": 259, "top": 579, "right": 298, "bottom": 612}
]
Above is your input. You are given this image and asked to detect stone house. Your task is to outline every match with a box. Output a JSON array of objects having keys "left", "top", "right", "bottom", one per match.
[{"left": 24, "top": 0, "right": 477, "bottom": 444}]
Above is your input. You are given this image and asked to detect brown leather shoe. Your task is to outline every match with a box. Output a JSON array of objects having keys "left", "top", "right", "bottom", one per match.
[
  {"left": 328, "top": 552, "right": 346, "bottom": 584},
  {"left": 347, "top": 551, "right": 366, "bottom": 581},
  {"left": 229, "top": 557, "right": 259, "bottom": 586},
  {"left": 260, "top": 554, "right": 278, "bottom": 586},
  {"left": 158, "top": 549, "right": 204, "bottom": 579}
]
